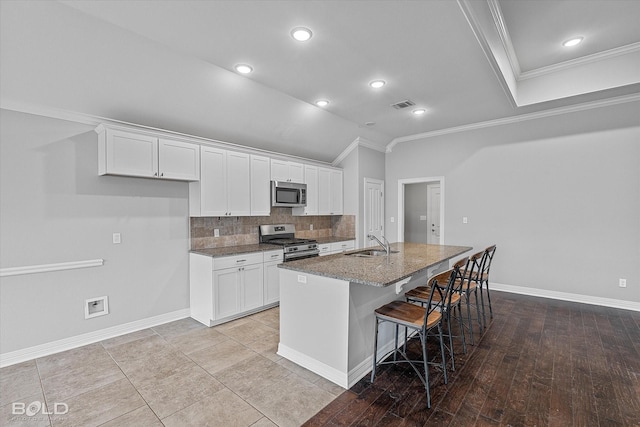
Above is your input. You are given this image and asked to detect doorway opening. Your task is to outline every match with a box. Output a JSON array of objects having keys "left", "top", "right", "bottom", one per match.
[{"left": 398, "top": 177, "right": 444, "bottom": 244}]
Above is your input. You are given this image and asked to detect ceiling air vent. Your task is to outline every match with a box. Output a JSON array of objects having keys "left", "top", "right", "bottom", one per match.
[{"left": 390, "top": 100, "right": 415, "bottom": 110}]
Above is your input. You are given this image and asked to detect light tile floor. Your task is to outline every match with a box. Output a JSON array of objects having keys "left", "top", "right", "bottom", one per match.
[{"left": 1, "top": 308, "right": 344, "bottom": 427}]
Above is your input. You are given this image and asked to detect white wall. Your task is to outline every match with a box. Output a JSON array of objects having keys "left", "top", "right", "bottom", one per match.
[
  {"left": 0, "top": 110, "right": 190, "bottom": 354},
  {"left": 385, "top": 101, "right": 640, "bottom": 303}
]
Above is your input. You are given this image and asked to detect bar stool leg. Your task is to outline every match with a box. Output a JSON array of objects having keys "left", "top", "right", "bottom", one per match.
[
  {"left": 465, "top": 291, "right": 475, "bottom": 345},
  {"left": 371, "top": 317, "right": 379, "bottom": 383},
  {"left": 419, "top": 331, "right": 431, "bottom": 409},
  {"left": 457, "top": 304, "right": 467, "bottom": 354}
]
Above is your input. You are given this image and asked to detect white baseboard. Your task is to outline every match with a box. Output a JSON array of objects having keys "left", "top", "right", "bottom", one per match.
[
  {"left": 0, "top": 309, "right": 190, "bottom": 368},
  {"left": 278, "top": 332, "right": 403, "bottom": 390},
  {"left": 278, "top": 343, "right": 350, "bottom": 389},
  {"left": 490, "top": 282, "right": 640, "bottom": 312}
]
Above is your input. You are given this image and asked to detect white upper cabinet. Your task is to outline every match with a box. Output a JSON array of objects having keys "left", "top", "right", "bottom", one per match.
[
  {"left": 270, "top": 159, "right": 304, "bottom": 183},
  {"left": 330, "top": 168, "right": 344, "bottom": 215},
  {"left": 292, "top": 165, "right": 318, "bottom": 216},
  {"left": 318, "top": 167, "right": 331, "bottom": 215},
  {"left": 158, "top": 138, "right": 200, "bottom": 181},
  {"left": 318, "top": 167, "right": 343, "bottom": 215},
  {"left": 190, "top": 146, "right": 251, "bottom": 217},
  {"left": 250, "top": 155, "right": 271, "bottom": 216},
  {"left": 97, "top": 127, "right": 199, "bottom": 181}
]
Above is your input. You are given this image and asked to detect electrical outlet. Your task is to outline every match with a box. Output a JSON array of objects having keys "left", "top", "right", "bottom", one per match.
[
  {"left": 214, "top": 229, "right": 220, "bottom": 237},
  {"left": 112, "top": 233, "right": 121, "bottom": 244},
  {"left": 297, "top": 275, "right": 307, "bottom": 284},
  {"left": 463, "top": 217, "right": 468, "bottom": 224},
  {"left": 310, "top": 224, "right": 313, "bottom": 230},
  {"left": 619, "top": 278, "right": 627, "bottom": 288}
]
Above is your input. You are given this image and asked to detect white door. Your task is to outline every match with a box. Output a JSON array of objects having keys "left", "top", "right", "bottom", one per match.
[
  {"left": 427, "top": 184, "right": 441, "bottom": 244},
  {"left": 364, "top": 178, "right": 384, "bottom": 248}
]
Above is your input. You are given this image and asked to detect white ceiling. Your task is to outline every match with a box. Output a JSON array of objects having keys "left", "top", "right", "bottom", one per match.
[{"left": 1, "top": 0, "right": 639, "bottom": 163}]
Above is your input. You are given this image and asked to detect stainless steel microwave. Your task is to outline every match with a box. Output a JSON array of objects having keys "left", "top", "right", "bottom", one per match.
[{"left": 271, "top": 181, "right": 307, "bottom": 207}]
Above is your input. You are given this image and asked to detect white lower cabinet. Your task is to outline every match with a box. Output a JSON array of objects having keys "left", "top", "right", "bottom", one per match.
[
  {"left": 318, "top": 240, "right": 355, "bottom": 256},
  {"left": 213, "top": 262, "right": 263, "bottom": 320},
  {"left": 263, "top": 250, "right": 283, "bottom": 305},
  {"left": 331, "top": 240, "right": 355, "bottom": 253},
  {"left": 190, "top": 250, "right": 281, "bottom": 326}
]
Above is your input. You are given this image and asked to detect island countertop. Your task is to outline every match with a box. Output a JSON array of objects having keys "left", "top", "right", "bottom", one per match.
[{"left": 278, "top": 242, "right": 472, "bottom": 287}]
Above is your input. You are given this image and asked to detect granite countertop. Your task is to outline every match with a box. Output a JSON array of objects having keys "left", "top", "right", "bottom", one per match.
[
  {"left": 190, "top": 236, "right": 355, "bottom": 258},
  {"left": 314, "top": 236, "right": 355, "bottom": 244},
  {"left": 278, "top": 242, "right": 472, "bottom": 287},
  {"left": 190, "top": 243, "right": 281, "bottom": 258}
]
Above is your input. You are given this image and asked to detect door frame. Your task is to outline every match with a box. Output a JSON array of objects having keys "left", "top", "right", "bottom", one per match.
[
  {"left": 397, "top": 176, "right": 444, "bottom": 244},
  {"left": 363, "top": 177, "right": 384, "bottom": 248}
]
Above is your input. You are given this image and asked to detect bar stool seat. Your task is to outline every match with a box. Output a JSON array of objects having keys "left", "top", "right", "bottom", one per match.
[{"left": 371, "top": 268, "right": 456, "bottom": 409}]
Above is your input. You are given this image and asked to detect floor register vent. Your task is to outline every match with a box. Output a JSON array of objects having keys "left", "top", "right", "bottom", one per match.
[{"left": 391, "top": 99, "right": 415, "bottom": 109}]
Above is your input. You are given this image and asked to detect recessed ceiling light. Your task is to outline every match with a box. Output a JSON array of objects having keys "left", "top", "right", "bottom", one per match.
[
  {"left": 235, "top": 64, "right": 253, "bottom": 74},
  {"left": 315, "top": 99, "right": 329, "bottom": 107},
  {"left": 291, "top": 27, "right": 313, "bottom": 42},
  {"left": 369, "top": 80, "right": 386, "bottom": 89},
  {"left": 412, "top": 108, "right": 427, "bottom": 115},
  {"left": 562, "top": 37, "right": 583, "bottom": 47}
]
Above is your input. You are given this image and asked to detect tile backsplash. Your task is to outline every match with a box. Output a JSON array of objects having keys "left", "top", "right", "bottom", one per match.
[{"left": 190, "top": 208, "right": 355, "bottom": 250}]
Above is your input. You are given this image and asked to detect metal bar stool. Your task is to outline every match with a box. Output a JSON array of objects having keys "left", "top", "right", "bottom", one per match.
[
  {"left": 477, "top": 245, "right": 497, "bottom": 326},
  {"left": 405, "top": 260, "right": 468, "bottom": 373},
  {"left": 457, "top": 251, "right": 484, "bottom": 345},
  {"left": 371, "top": 268, "right": 456, "bottom": 408}
]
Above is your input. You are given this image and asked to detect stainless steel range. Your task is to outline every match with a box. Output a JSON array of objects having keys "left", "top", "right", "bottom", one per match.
[{"left": 259, "top": 224, "right": 319, "bottom": 262}]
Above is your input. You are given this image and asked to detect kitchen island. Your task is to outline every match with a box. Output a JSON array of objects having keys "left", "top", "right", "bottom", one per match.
[{"left": 277, "top": 242, "right": 471, "bottom": 388}]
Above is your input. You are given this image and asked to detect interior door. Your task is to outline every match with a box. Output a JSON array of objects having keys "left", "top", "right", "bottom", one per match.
[
  {"left": 364, "top": 178, "right": 384, "bottom": 248},
  {"left": 427, "top": 183, "right": 441, "bottom": 244}
]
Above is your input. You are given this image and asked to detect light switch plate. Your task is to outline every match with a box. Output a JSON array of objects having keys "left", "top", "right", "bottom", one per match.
[{"left": 112, "top": 233, "right": 121, "bottom": 244}]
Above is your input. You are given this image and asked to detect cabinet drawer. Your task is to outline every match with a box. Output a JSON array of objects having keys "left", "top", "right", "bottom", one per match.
[
  {"left": 318, "top": 244, "right": 332, "bottom": 256},
  {"left": 263, "top": 250, "right": 284, "bottom": 263},
  {"left": 331, "top": 240, "right": 354, "bottom": 252},
  {"left": 213, "top": 252, "right": 263, "bottom": 270}
]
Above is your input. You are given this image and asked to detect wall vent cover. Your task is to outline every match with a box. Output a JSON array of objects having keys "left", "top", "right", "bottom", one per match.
[{"left": 391, "top": 100, "right": 415, "bottom": 109}]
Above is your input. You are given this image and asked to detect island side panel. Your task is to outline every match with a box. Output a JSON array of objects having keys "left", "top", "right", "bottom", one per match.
[{"left": 278, "top": 268, "right": 351, "bottom": 387}]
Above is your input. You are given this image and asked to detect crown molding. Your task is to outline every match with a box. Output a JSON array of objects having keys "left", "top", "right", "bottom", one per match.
[
  {"left": 332, "top": 136, "right": 386, "bottom": 166},
  {"left": 0, "top": 99, "right": 336, "bottom": 167},
  {"left": 386, "top": 92, "right": 640, "bottom": 151},
  {"left": 519, "top": 42, "right": 640, "bottom": 81},
  {"left": 457, "top": 0, "right": 518, "bottom": 108},
  {"left": 487, "top": 0, "right": 521, "bottom": 77}
]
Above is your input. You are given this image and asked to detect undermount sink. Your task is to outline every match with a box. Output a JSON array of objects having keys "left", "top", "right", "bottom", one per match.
[{"left": 346, "top": 249, "right": 399, "bottom": 257}]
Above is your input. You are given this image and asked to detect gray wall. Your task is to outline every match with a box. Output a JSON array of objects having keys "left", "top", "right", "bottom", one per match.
[
  {"left": 385, "top": 101, "right": 640, "bottom": 302},
  {"left": 0, "top": 110, "right": 190, "bottom": 353},
  {"left": 338, "top": 145, "right": 385, "bottom": 248},
  {"left": 404, "top": 183, "right": 428, "bottom": 243}
]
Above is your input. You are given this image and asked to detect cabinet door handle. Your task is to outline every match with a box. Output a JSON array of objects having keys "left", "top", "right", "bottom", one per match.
[
  {"left": 154, "top": 172, "right": 158, "bottom": 177},
  {"left": 236, "top": 259, "right": 246, "bottom": 263},
  {"left": 160, "top": 172, "right": 164, "bottom": 177},
  {"left": 271, "top": 254, "right": 279, "bottom": 258}
]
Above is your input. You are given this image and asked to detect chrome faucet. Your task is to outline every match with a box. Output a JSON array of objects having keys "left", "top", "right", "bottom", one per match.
[{"left": 367, "top": 234, "right": 390, "bottom": 256}]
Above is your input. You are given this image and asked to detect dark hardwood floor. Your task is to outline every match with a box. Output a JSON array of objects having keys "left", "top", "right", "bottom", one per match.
[{"left": 304, "top": 290, "right": 640, "bottom": 426}]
